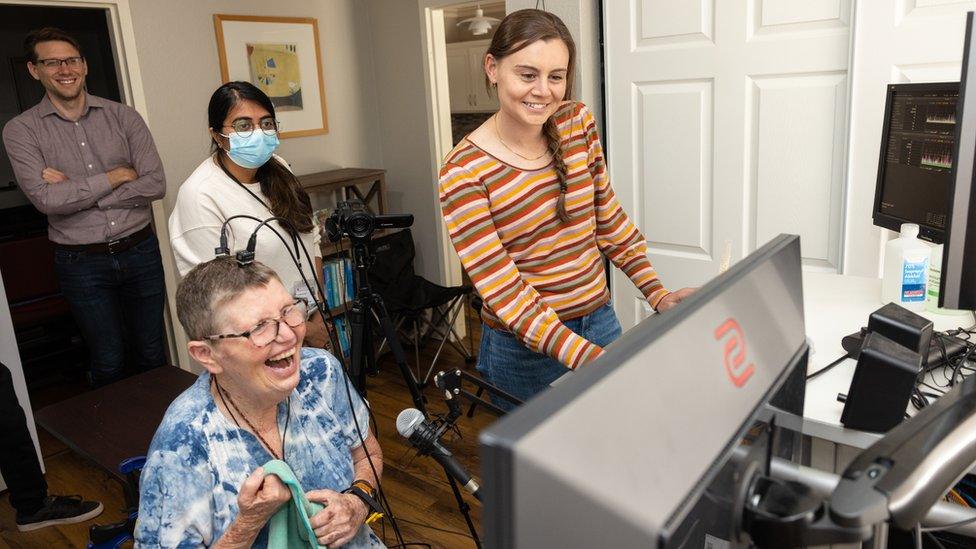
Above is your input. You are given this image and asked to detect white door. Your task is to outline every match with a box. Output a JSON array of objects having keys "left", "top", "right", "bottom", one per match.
[
  {"left": 603, "top": 1, "right": 853, "bottom": 328},
  {"left": 844, "top": 0, "right": 976, "bottom": 277}
]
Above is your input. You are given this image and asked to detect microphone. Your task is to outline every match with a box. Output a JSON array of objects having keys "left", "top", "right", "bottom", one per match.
[{"left": 396, "top": 408, "right": 481, "bottom": 501}]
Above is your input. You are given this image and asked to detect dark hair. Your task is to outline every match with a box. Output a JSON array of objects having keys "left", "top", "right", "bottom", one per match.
[
  {"left": 176, "top": 256, "right": 281, "bottom": 340},
  {"left": 208, "top": 81, "right": 314, "bottom": 235},
  {"left": 486, "top": 9, "right": 577, "bottom": 222},
  {"left": 24, "top": 27, "right": 84, "bottom": 63}
]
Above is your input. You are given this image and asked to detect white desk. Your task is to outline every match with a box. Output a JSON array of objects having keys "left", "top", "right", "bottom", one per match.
[{"left": 801, "top": 271, "right": 974, "bottom": 469}]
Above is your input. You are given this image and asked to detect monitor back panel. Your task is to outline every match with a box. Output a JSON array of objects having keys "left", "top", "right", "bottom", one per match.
[{"left": 481, "top": 234, "right": 807, "bottom": 548}]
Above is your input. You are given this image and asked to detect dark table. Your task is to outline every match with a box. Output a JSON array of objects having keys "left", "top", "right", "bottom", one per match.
[{"left": 35, "top": 365, "right": 197, "bottom": 481}]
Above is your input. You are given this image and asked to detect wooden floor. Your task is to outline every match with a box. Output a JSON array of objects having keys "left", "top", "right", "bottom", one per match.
[{"left": 0, "top": 320, "right": 490, "bottom": 549}]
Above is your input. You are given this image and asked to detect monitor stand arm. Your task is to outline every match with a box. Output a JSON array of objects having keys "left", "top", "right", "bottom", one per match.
[
  {"left": 742, "top": 372, "right": 976, "bottom": 547},
  {"left": 742, "top": 472, "right": 871, "bottom": 547},
  {"left": 830, "top": 371, "right": 976, "bottom": 530}
]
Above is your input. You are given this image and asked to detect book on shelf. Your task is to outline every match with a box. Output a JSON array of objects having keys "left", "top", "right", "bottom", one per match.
[
  {"left": 344, "top": 258, "right": 355, "bottom": 302},
  {"left": 321, "top": 257, "right": 354, "bottom": 311},
  {"left": 334, "top": 316, "right": 350, "bottom": 357}
]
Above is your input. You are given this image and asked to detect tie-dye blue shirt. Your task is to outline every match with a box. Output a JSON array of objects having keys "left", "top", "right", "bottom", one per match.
[{"left": 134, "top": 347, "right": 385, "bottom": 548}]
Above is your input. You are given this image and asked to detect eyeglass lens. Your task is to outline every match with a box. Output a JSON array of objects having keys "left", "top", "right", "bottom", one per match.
[
  {"left": 249, "top": 301, "right": 307, "bottom": 346},
  {"left": 230, "top": 117, "right": 279, "bottom": 137},
  {"left": 38, "top": 57, "right": 83, "bottom": 69}
]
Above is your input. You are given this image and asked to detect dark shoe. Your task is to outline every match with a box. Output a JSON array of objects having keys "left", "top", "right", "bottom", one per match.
[{"left": 15, "top": 495, "right": 104, "bottom": 532}]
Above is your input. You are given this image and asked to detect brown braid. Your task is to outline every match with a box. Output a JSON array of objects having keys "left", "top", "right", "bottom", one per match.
[{"left": 543, "top": 116, "right": 571, "bottom": 222}]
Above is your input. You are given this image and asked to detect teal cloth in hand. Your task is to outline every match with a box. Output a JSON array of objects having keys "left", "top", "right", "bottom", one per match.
[{"left": 262, "top": 459, "right": 327, "bottom": 549}]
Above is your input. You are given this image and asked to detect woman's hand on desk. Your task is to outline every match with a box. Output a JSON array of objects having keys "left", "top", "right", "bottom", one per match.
[{"left": 656, "top": 287, "right": 697, "bottom": 313}]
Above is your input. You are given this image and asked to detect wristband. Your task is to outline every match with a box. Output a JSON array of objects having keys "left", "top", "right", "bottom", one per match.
[{"left": 343, "top": 481, "right": 383, "bottom": 524}]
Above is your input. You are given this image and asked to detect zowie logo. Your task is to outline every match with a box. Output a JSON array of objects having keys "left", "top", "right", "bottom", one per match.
[{"left": 714, "top": 318, "right": 755, "bottom": 387}]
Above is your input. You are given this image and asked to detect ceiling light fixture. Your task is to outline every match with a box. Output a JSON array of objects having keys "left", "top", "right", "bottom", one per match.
[{"left": 458, "top": 5, "right": 501, "bottom": 36}]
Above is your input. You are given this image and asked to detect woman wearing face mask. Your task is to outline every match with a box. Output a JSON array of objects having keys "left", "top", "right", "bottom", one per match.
[
  {"left": 439, "top": 10, "right": 695, "bottom": 409},
  {"left": 169, "top": 81, "right": 331, "bottom": 349}
]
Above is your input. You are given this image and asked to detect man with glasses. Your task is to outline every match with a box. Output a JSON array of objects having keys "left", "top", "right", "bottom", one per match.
[{"left": 2, "top": 27, "right": 167, "bottom": 388}]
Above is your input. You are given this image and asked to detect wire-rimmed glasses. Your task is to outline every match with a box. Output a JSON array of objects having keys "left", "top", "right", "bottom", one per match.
[
  {"left": 223, "top": 117, "right": 280, "bottom": 138},
  {"left": 203, "top": 298, "right": 307, "bottom": 347}
]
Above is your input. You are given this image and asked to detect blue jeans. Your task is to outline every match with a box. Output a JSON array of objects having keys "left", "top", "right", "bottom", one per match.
[
  {"left": 477, "top": 302, "right": 622, "bottom": 412},
  {"left": 54, "top": 232, "right": 167, "bottom": 386}
]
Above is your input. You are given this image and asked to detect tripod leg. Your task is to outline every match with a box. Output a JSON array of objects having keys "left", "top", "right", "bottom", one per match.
[
  {"left": 445, "top": 473, "right": 482, "bottom": 548},
  {"left": 466, "top": 386, "right": 484, "bottom": 418},
  {"left": 373, "top": 296, "right": 428, "bottom": 415},
  {"left": 422, "top": 298, "right": 471, "bottom": 386},
  {"left": 414, "top": 317, "right": 421, "bottom": 383},
  {"left": 348, "top": 305, "right": 368, "bottom": 395},
  {"left": 363, "top": 309, "right": 379, "bottom": 377}
]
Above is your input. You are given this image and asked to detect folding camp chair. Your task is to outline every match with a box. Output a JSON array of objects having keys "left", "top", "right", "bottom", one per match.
[{"left": 368, "top": 229, "right": 475, "bottom": 385}]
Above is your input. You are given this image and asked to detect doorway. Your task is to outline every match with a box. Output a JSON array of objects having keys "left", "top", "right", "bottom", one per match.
[
  {"left": 0, "top": 4, "right": 127, "bottom": 400},
  {"left": 418, "top": 0, "right": 504, "bottom": 299}
]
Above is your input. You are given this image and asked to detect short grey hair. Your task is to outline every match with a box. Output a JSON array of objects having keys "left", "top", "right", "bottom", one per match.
[{"left": 176, "top": 256, "right": 281, "bottom": 340}]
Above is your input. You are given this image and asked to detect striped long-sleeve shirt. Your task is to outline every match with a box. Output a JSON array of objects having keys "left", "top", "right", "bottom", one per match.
[{"left": 439, "top": 102, "right": 669, "bottom": 369}]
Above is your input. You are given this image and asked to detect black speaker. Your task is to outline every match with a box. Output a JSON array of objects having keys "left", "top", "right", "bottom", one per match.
[
  {"left": 867, "top": 302, "right": 933, "bottom": 355},
  {"left": 840, "top": 331, "right": 922, "bottom": 433}
]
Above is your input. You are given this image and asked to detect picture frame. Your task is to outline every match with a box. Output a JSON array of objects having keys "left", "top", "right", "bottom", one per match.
[{"left": 213, "top": 14, "right": 329, "bottom": 138}]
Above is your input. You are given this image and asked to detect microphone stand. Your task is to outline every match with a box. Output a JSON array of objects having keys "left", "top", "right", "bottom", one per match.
[
  {"left": 422, "top": 369, "right": 524, "bottom": 548},
  {"left": 341, "top": 234, "right": 485, "bottom": 547},
  {"left": 434, "top": 368, "right": 523, "bottom": 427}
]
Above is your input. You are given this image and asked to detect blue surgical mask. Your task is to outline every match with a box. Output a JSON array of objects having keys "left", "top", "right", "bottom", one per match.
[{"left": 222, "top": 131, "right": 279, "bottom": 169}]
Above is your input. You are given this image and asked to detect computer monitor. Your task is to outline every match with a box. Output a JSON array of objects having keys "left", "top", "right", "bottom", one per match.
[
  {"left": 480, "top": 234, "right": 808, "bottom": 548},
  {"left": 941, "top": 12, "right": 976, "bottom": 310},
  {"left": 873, "top": 82, "right": 959, "bottom": 244}
]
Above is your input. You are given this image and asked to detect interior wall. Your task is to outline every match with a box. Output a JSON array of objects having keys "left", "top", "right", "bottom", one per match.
[
  {"left": 363, "top": 0, "right": 446, "bottom": 282},
  {"left": 124, "top": 0, "right": 382, "bottom": 369},
  {"left": 128, "top": 0, "right": 383, "bottom": 216}
]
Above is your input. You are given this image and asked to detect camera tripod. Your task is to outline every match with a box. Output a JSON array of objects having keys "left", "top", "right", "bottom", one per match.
[
  {"left": 345, "top": 238, "right": 424, "bottom": 410},
  {"left": 343, "top": 237, "right": 483, "bottom": 547}
]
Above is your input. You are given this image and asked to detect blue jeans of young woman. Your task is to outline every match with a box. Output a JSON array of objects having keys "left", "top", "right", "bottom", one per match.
[
  {"left": 477, "top": 302, "right": 623, "bottom": 412},
  {"left": 53, "top": 232, "right": 167, "bottom": 387}
]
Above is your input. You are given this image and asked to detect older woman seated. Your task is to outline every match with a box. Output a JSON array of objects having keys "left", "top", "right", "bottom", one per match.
[{"left": 135, "top": 257, "right": 385, "bottom": 548}]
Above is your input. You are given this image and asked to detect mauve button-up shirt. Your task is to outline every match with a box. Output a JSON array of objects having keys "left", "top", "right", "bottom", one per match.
[{"left": 2, "top": 93, "right": 166, "bottom": 245}]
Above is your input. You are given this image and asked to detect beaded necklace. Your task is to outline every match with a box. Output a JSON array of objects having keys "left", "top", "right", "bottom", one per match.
[{"left": 212, "top": 376, "right": 290, "bottom": 460}]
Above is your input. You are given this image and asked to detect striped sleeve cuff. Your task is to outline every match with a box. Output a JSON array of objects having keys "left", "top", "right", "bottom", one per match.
[
  {"left": 566, "top": 338, "right": 604, "bottom": 369},
  {"left": 649, "top": 288, "right": 671, "bottom": 311}
]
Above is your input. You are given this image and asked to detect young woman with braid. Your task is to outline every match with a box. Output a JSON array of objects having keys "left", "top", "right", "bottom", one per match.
[{"left": 438, "top": 9, "right": 695, "bottom": 409}]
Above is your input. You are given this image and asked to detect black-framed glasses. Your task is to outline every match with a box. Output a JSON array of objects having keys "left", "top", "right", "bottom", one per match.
[
  {"left": 203, "top": 298, "right": 307, "bottom": 347},
  {"left": 35, "top": 57, "right": 85, "bottom": 69},
  {"left": 222, "top": 117, "right": 280, "bottom": 138}
]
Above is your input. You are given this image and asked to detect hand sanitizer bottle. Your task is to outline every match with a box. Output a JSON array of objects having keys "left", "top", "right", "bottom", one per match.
[{"left": 882, "top": 223, "right": 931, "bottom": 311}]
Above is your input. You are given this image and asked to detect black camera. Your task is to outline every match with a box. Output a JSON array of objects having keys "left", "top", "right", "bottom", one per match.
[{"left": 325, "top": 199, "right": 413, "bottom": 242}]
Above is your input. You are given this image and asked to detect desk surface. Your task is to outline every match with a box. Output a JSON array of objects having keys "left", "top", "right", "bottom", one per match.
[
  {"left": 801, "top": 271, "right": 973, "bottom": 448},
  {"left": 35, "top": 366, "right": 197, "bottom": 480}
]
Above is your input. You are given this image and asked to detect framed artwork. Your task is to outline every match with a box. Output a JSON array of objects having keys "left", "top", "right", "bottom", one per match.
[{"left": 213, "top": 14, "right": 329, "bottom": 138}]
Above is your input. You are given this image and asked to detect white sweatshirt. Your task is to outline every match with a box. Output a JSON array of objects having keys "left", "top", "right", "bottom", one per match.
[{"left": 168, "top": 156, "right": 322, "bottom": 301}]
